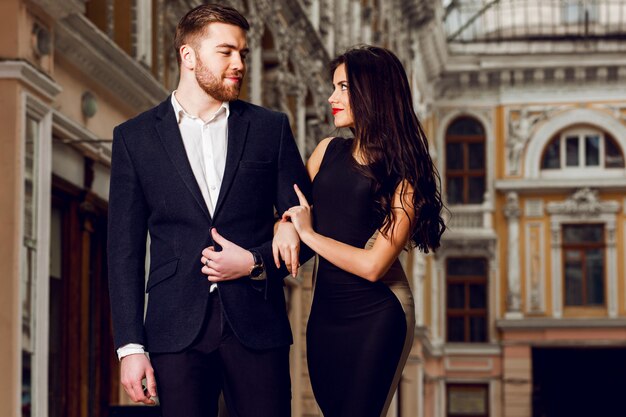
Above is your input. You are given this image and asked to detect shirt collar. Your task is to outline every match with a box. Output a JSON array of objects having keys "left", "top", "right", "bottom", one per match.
[{"left": 171, "top": 91, "right": 230, "bottom": 124}]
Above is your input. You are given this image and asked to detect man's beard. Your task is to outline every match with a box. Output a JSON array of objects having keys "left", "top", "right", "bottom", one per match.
[{"left": 195, "top": 57, "right": 242, "bottom": 102}]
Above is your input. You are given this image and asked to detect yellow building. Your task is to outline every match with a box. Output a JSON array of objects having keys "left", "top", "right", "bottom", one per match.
[{"left": 397, "top": 1, "right": 626, "bottom": 416}]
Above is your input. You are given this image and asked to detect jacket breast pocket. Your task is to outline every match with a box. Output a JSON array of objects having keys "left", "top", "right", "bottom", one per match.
[
  {"left": 239, "top": 160, "right": 273, "bottom": 171},
  {"left": 146, "top": 257, "right": 179, "bottom": 293}
]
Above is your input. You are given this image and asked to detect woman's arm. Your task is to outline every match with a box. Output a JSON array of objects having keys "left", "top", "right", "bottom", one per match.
[{"left": 284, "top": 182, "right": 415, "bottom": 282}]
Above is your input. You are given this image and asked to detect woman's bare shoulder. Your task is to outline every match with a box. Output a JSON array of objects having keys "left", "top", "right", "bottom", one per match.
[{"left": 306, "top": 137, "right": 336, "bottom": 180}]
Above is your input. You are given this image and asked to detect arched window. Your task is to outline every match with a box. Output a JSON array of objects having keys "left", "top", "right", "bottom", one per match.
[
  {"left": 541, "top": 127, "right": 624, "bottom": 171},
  {"left": 445, "top": 117, "right": 486, "bottom": 205}
]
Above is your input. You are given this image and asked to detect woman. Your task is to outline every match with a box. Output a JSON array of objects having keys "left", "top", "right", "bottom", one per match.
[{"left": 274, "top": 46, "right": 445, "bottom": 417}]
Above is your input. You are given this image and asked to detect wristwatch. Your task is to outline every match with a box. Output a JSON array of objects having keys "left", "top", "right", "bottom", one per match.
[{"left": 249, "top": 250, "right": 265, "bottom": 280}]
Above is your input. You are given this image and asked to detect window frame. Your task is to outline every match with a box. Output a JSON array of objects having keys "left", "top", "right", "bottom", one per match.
[
  {"left": 20, "top": 93, "right": 52, "bottom": 417},
  {"left": 446, "top": 257, "right": 489, "bottom": 344},
  {"left": 540, "top": 127, "right": 625, "bottom": 178},
  {"left": 561, "top": 223, "right": 606, "bottom": 307},
  {"left": 446, "top": 383, "right": 490, "bottom": 417},
  {"left": 445, "top": 118, "right": 487, "bottom": 205}
]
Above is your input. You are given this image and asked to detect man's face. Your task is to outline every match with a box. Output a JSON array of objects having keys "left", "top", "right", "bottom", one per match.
[{"left": 193, "top": 22, "right": 248, "bottom": 102}]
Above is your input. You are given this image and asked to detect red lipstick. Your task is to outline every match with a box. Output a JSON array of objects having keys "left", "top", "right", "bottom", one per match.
[{"left": 332, "top": 108, "right": 343, "bottom": 115}]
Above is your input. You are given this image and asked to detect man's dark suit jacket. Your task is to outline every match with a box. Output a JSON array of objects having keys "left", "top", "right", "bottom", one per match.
[{"left": 108, "top": 97, "right": 312, "bottom": 353}]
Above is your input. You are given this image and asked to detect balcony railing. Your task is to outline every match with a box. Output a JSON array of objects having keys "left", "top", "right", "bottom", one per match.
[
  {"left": 445, "top": 199, "right": 494, "bottom": 231},
  {"left": 444, "top": 0, "right": 626, "bottom": 42}
]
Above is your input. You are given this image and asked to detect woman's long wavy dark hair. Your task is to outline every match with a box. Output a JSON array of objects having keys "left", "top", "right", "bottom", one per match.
[{"left": 331, "top": 45, "right": 445, "bottom": 253}]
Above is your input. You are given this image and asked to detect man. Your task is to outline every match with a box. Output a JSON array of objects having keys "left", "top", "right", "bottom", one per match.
[{"left": 107, "top": 4, "right": 310, "bottom": 417}]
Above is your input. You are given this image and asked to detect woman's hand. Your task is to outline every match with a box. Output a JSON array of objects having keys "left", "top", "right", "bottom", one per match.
[
  {"left": 282, "top": 184, "right": 314, "bottom": 238},
  {"left": 272, "top": 221, "right": 301, "bottom": 277}
]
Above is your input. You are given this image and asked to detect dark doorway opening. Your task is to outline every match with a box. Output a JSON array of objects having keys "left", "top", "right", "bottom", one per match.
[{"left": 532, "top": 347, "right": 626, "bottom": 417}]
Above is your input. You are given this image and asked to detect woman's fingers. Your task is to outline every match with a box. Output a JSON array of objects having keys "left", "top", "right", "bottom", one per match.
[{"left": 293, "top": 184, "right": 309, "bottom": 207}]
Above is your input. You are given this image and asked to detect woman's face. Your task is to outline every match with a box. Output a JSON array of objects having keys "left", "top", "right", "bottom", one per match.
[{"left": 328, "top": 64, "right": 354, "bottom": 129}]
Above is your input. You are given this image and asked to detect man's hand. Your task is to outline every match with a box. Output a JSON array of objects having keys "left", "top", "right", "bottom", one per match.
[
  {"left": 120, "top": 353, "right": 157, "bottom": 405},
  {"left": 273, "top": 221, "right": 301, "bottom": 277},
  {"left": 201, "top": 228, "right": 254, "bottom": 282}
]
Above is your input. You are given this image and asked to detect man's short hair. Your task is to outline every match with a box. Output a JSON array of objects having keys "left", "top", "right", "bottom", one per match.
[{"left": 174, "top": 3, "right": 250, "bottom": 65}]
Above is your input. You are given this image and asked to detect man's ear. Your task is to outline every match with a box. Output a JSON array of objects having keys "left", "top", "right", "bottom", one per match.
[{"left": 180, "top": 45, "right": 196, "bottom": 71}]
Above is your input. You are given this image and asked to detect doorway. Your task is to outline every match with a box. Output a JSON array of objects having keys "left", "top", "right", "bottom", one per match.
[{"left": 532, "top": 347, "right": 626, "bottom": 417}]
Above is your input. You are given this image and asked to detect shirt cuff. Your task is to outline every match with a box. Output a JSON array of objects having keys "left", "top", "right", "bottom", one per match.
[{"left": 117, "top": 343, "right": 146, "bottom": 360}]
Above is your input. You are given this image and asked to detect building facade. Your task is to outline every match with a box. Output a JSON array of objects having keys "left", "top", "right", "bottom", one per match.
[
  {"left": 405, "top": 1, "right": 626, "bottom": 416},
  {"left": 2, "top": 0, "right": 626, "bottom": 417}
]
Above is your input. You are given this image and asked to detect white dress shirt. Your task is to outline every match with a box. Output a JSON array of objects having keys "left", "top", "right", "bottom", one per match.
[{"left": 117, "top": 92, "right": 230, "bottom": 360}]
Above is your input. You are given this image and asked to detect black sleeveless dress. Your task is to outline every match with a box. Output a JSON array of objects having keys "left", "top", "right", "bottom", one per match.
[{"left": 307, "top": 138, "right": 413, "bottom": 417}]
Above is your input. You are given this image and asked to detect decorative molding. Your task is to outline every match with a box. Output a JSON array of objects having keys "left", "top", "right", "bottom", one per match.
[
  {"left": 524, "top": 108, "right": 626, "bottom": 179},
  {"left": 497, "top": 318, "right": 626, "bottom": 330},
  {"left": 546, "top": 188, "right": 620, "bottom": 217},
  {"left": 525, "top": 222, "right": 545, "bottom": 314},
  {"left": 23, "top": 92, "right": 54, "bottom": 417},
  {"left": 505, "top": 106, "right": 556, "bottom": 176},
  {"left": 55, "top": 13, "right": 168, "bottom": 112},
  {"left": 524, "top": 199, "right": 544, "bottom": 217},
  {"left": 495, "top": 177, "right": 626, "bottom": 193},
  {"left": 442, "top": 344, "right": 502, "bottom": 356},
  {"left": 0, "top": 60, "right": 62, "bottom": 100},
  {"left": 29, "top": 0, "right": 87, "bottom": 19},
  {"left": 438, "top": 235, "right": 497, "bottom": 259},
  {"left": 590, "top": 103, "right": 626, "bottom": 125},
  {"left": 504, "top": 192, "right": 522, "bottom": 317},
  {"left": 412, "top": 251, "right": 427, "bottom": 327},
  {"left": 444, "top": 357, "right": 493, "bottom": 372},
  {"left": 503, "top": 191, "right": 520, "bottom": 219},
  {"left": 547, "top": 188, "right": 619, "bottom": 318},
  {"left": 52, "top": 110, "right": 112, "bottom": 166}
]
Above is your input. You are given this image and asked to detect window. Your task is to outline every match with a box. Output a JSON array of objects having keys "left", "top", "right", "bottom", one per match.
[
  {"left": 446, "top": 258, "right": 488, "bottom": 343},
  {"left": 561, "top": 0, "right": 599, "bottom": 24},
  {"left": 447, "top": 384, "right": 489, "bottom": 417},
  {"left": 21, "top": 97, "right": 52, "bottom": 417},
  {"left": 445, "top": 117, "right": 486, "bottom": 205},
  {"left": 563, "top": 224, "right": 605, "bottom": 307},
  {"left": 22, "top": 115, "right": 42, "bottom": 417},
  {"left": 541, "top": 128, "right": 624, "bottom": 171}
]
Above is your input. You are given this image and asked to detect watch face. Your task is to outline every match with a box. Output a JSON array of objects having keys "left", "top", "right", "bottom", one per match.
[{"left": 250, "top": 265, "right": 264, "bottom": 278}]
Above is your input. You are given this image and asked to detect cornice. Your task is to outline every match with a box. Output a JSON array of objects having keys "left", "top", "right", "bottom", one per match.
[
  {"left": 495, "top": 178, "right": 626, "bottom": 193},
  {"left": 29, "top": 0, "right": 87, "bottom": 19},
  {"left": 55, "top": 13, "right": 168, "bottom": 112},
  {"left": 448, "top": 40, "right": 626, "bottom": 57},
  {"left": 0, "top": 60, "right": 62, "bottom": 100},
  {"left": 497, "top": 318, "right": 626, "bottom": 331},
  {"left": 52, "top": 110, "right": 112, "bottom": 166}
]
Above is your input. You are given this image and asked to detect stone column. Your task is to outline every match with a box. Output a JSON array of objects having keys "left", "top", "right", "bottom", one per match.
[
  {"left": 296, "top": 86, "right": 307, "bottom": 158},
  {"left": 247, "top": 23, "right": 263, "bottom": 106},
  {"left": 412, "top": 250, "right": 426, "bottom": 327},
  {"left": 504, "top": 192, "right": 522, "bottom": 318},
  {"left": 606, "top": 219, "right": 618, "bottom": 318}
]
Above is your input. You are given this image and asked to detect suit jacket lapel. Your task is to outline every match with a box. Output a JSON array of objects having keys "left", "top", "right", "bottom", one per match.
[
  {"left": 155, "top": 97, "right": 212, "bottom": 221},
  {"left": 212, "top": 100, "right": 249, "bottom": 220}
]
